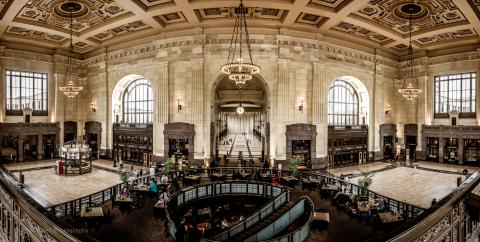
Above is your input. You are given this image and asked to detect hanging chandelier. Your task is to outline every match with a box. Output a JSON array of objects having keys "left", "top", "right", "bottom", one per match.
[
  {"left": 221, "top": 0, "right": 260, "bottom": 89},
  {"left": 398, "top": 3, "right": 422, "bottom": 100},
  {"left": 59, "top": 2, "right": 83, "bottom": 98}
]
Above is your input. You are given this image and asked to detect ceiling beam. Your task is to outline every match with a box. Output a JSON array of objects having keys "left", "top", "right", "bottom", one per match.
[
  {"left": 452, "top": 0, "right": 480, "bottom": 37},
  {"left": 282, "top": 0, "right": 310, "bottom": 26},
  {"left": 0, "top": 0, "right": 29, "bottom": 36},
  {"left": 115, "top": 0, "right": 164, "bottom": 29},
  {"left": 318, "top": 0, "right": 369, "bottom": 31},
  {"left": 173, "top": 0, "right": 200, "bottom": 25}
]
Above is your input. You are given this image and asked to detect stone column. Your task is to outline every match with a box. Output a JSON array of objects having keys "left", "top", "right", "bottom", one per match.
[
  {"left": 438, "top": 137, "right": 444, "bottom": 162},
  {"left": 0, "top": 65, "right": 4, "bottom": 122},
  {"left": 18, "top": 136, "right": 24, "bottom": 162},
  {"left": 37, "top": 134, "right": 43, "bottom": 160},
  {"left": 275, "top": 60, "right": 290, "bottom": 165},
  {"left": 458, "top": 138, "right": 464, "bottom": 164},
  {"left": 188, "top": 60, "right": 205, "bottom": 164},
  {"left": 312, "top": 63, "right": 328, "bottom": 168},
  {"left": 153, "top": 62, "right": 168, "bottom": 162}
]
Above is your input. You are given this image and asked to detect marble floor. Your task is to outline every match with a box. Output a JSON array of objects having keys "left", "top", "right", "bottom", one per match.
[
  {"left": 350, "top": 166, "right": 461, "bottom": 208},
  {"left": 415, "top": 161, "right": 479, "bottom": 173},
  {"left": 12, "top": 167, "right": 122, "bottom": 207},
  {"left": 329, "top": 162, "right": 391, "bottom": 177}
]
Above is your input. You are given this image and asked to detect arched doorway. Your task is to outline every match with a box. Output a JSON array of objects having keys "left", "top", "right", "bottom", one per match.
[
  {"left": 211, "top": 75, "right": 269, "bottom": 167},
  {"left": 327, "top": 76, "right": 370, "bottom": 167},
  {"left": 111, "top": 74, "right": 154, "bottom": 166}
]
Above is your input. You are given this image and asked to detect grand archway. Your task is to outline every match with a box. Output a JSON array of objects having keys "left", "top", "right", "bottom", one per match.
[
  {"left": 211, "top": 75, "right": 270, "bottom": 167},
  {"left": 327, "top": 76, "right": 370, "bottom": 167}
]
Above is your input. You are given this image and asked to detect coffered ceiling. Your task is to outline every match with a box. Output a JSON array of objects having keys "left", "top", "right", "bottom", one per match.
[{"left": 0, "top": 0, "right": 479, "bottom": 55}]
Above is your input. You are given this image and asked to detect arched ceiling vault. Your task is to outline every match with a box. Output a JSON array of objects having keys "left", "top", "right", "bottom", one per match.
[{"left": 0, "top": 0, "right": 479, "bottom": 55}]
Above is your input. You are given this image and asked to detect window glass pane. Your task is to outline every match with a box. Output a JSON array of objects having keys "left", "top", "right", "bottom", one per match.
[
  {"left": 5, "top": 70, "right": 48, "bottom": 113},
  {"left": 434, "top": 72, "right": 476, "bottom": 116},
  {"left": 122, "top": 78, "right": 153, "bottom": 124},
  {"left": 328, "top": 80, "right": 359, "bottom": 126}
]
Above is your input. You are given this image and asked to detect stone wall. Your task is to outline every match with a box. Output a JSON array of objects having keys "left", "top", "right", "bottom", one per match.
[{"left": 1, "top": 32, "right": 479, "bottom": 166}]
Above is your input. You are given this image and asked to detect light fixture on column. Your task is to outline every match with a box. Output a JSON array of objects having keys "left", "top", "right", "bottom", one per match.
[
  {"left": 221, "top": 0, "right": 260, "bottom": 89},
  {"left": 58, "top": 2, "right": 83, "bottom": 98},
  {"left": 398, "top": 3, "right": 422, "bottom": 100},
  {"left": 298, "top": 98, "right": 304, "bottom": 112},
  {"left": 384, "top": 104, "right": 391, "bottom": 114},
  {"left": 90, "top": 102, "right": 96, "bottom": 112},
  {"left": 177, "top": 98, "right": 182, "bottom": 111}
]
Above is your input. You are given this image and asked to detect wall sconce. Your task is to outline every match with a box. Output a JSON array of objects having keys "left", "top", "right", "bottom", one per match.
[
  {"left": 90, "top": 103, "right": 97, "bottom": 112},
  {"left": 177, "top": 98, "right": 182, "bottom": 112},
  {"left": 298, "top": 98, "right": 304, "bottom": 112},
  {"left": 385, "top": 104, "right": 391, "bottom": 114}
]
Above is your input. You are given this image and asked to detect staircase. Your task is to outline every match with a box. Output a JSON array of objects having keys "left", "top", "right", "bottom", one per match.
[{"left": 229, "top": 200, "right": 296, "bottom": 242}]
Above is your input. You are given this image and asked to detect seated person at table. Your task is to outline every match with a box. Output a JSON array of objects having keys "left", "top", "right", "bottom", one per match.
[
  {"left": 160, "top": 174, "right": 169, "bottom": 183},
  {"left": 128, "top": 181, "right": 135, "bottom": 192},
  {"left": 149, "top": 180, "right": 158, "bottom": 194},
  {"left": 121, "top": 187, "right": 130, "bottom": 197},
  {"left": 161, "top": 191, "right": 170, "bottom": 202},
  {"left": 221, "top": 218, "right": 229, "bottom": 229}
]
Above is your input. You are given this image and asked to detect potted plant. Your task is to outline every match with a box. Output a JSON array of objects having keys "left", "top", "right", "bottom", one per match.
[
  {"left": 119, "top": 168, "right": 131, "bottom": 183},
  {"left": 163, "top": 157, "right": 175, "bottom": 176},
  {"left": 358, "top": 168, "right": 374, "bottom": 197},
  {"left": 290, "top": 157, "right": 300, "bottom": 177}
]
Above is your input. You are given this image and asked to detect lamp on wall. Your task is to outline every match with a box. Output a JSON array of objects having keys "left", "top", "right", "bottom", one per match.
[
  {"left": 177, "top": 98, "right": 182, "bottom": 111},
  {"left": 384, "top": 104, "right": 391, "bottom": 114},
  {"left": 298, "top": 98, "right": 304, "bottom": 112},
  {"left": 90, "top": 103, "right": 97, "bottom": 112}
]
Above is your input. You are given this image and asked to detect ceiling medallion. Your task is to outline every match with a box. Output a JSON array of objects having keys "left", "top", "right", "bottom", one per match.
[
  {"left": 393, "top": 2, "right": 429, "bottom": 21},
  {"left": 54, "top": 1, "right": 88, "bottom": 18},
  {"left": 59, "top": 2, "right": 83, "bottom": 98},
  {"left": 221, "top": 0, "right": 260, "bottom": 89},
  {"left": 398, "top": 3, "right": 422, "bottom": 101}
]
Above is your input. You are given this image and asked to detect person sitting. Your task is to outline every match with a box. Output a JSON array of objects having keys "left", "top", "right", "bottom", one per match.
[
  {"left": 121, "top": 187, "right": 130, "bottom": 197},
  {"left": 431, "top": 198, "right": 438, "bottom": 207},
  {"left": 221, "top": 218, "right": 229, "bottom": 229},
  {"left": 149, "top": 180, "right": 158, "bottom": 194},
  {"left": 463, "top": 168, "right": 469, "bottom": 175},
  {"left": 161, "top": 174, "right": 169, "bottom": 183}
]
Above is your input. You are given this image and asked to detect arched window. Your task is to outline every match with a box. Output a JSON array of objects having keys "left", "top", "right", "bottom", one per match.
[
  {"left": 123, "top": 78, "right": 153, "bottom": 123},
  {"left": 328, "top": 80, "right": 359, "bottom": 126}
]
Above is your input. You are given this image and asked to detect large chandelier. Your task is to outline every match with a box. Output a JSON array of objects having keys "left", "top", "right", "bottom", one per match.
[
  {"left": 59, "top": 2, "right": 83, "bottom": 98},
  {"left": 221, "top": 0, "right": 260, "bottom": 89},
  {"left": 398, "top": 3, "right": 422, "bottom": 100}
]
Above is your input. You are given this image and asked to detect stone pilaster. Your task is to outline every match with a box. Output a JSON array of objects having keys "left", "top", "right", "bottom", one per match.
[
  {"left": 312, "top": 63, "right": 328, "bottom": 167},
  {"left": 37, "top": 134, "right": 43, "bottom": 160},
  {"left": 188, "top": 60, "right": 205, "bottom": 161},
  {"left": 275, "top": 59, "right": 290, "bottom": 162},
  {"left": 0, "top": 66, "right": 4, "bottom": 122},
  {"left": 153, "top": 62, "right": 169, "bottom": 160},
  {"left": 458, "top": 138, "right": 464, "bottom": 164},
  {"left": 18, "top": 136, "right": 24, "bottom": 162}
]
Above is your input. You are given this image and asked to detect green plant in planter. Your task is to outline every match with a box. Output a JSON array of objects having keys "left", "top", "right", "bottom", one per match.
[
  {"left": 358, "top": 168, "right": 374, "bottom": 196},
  {"left": 119, "top": 168, "right": 131, "bottom": 183},
  {"left": 290, "top": 157, "right": 300, "bottom": 177},
  {"left": 163, "top": 157, "right": 175, "bottom": 176}
]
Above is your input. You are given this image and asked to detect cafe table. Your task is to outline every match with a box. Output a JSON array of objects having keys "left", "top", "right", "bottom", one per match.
[
  {"left": 378, "top": 211, "right": 403, "bottom": 223},
  {"left": 80, "top": 207, "right": 104, "bottom": 218}
]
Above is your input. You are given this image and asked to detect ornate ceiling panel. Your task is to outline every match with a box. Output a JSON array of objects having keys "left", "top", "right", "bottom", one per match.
[
  {"left": 132, "top": 0, "right": 174, "bottom": 10},
  {"left": 355, "top": 0, "right": 468, "bottom": 37},
  {"left": 15, "top": 0, "right": 131, "bottom": 34},
  {"left": 154, "top": 12, "right": 186, "bottom": 26},
  {"left": 5, "top": 26, "right": 66, "bottom": 43},
  {"left": 90, "top": 20, "right": 151, "bottom": 42},
  {"left": 414, "top": 28, "right": 478, "bottom": 47},
  {"left": 195, "top": 7, "right": 287, "bottom": 22},
  {"left": 332, "top": 22, "right": 393, "bottom": 44},
  {"left": 0, "top": 0, "right": 478, "bottom": 55},
  {"left": 296, "top": 12, "right": 327, "bottom": 27},
  {"left": 308, "top": 0, "right": 353, "bottom": 12}
]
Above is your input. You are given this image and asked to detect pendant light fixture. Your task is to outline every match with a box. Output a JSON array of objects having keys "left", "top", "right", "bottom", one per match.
[{"left": 59, "top": 2, "right": 83, "bottom": 98}]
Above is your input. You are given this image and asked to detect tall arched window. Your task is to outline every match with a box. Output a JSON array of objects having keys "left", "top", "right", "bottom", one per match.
[
  {"left": 123, "top": 78, "right": 153, "bottom": 123},
  {"left": 328, "top": 80, "right": 359, "bottom": 126}
]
